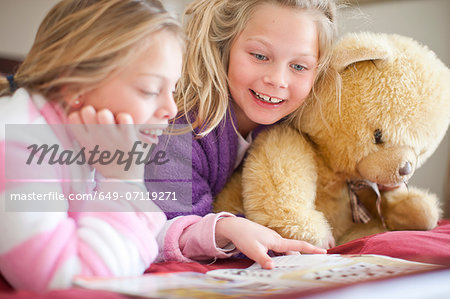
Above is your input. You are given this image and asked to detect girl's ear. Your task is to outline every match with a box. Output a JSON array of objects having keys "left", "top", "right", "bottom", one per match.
[
  {"left": 332, "top": 32, "right": 391, "bottom": 72},
  {"left": 61, "top": 86, "right": 83, "bottom": 109}
]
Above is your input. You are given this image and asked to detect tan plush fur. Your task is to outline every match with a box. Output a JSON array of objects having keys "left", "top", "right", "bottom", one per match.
[{"left": 214, "top": 32, "right": 450, "bottom": 247}]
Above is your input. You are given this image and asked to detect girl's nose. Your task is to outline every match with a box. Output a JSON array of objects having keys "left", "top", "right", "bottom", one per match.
[
  {"left": 156, "top": 92, "right": 178, "bottom": 120},
  {"left": 263, "top": 64, "right": 288, "bottom": 88}
]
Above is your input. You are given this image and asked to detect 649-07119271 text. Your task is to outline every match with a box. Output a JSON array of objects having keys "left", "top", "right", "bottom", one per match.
[{"left": 9, "top": 191, "right": 178, "bottom": 201}]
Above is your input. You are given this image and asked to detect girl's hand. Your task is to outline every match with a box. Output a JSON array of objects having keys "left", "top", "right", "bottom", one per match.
[
  {"left": 215, "top": 217, "right": 327, "bottom": 269},
  {"left": 67, "top": 105, "right": 145, "bottom": 180}
]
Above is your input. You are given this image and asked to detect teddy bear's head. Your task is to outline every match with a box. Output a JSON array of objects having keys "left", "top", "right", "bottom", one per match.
[{"left": 297, "top": 32, "right": 450, "bottom": 189}]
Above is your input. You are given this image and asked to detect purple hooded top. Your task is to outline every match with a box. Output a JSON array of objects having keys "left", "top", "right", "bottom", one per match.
[{"left": 144, "top": 104, "right": 269, "bottom": 219}]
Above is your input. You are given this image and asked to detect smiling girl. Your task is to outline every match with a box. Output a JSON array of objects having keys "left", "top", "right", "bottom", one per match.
[{"left": 146, "top": 0, "right": 339, "bottom": 266}]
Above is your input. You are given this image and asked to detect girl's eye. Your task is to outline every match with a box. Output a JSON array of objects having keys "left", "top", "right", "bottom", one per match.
[
  {"left": 141, "top": 90, "right": 159, "bottom": 98},
  {"left": 252, "top": 53, "right": 268, "bottom": 61},
  {"left": 291, "top": 64, "right": 305, "bottom": 71}
]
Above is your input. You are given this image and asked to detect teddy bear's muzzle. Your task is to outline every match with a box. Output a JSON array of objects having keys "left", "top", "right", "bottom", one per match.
[{"left": 356, "top": 146, "right": 416, "bottom": 187}]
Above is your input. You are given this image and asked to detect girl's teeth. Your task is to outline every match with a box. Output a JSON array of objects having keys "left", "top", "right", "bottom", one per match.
[
  {"left": 253, "top": 91, "right": 283, "bottom": 104},
  {"left": 142, "top": 129, "right": 163, "bottom": 136}
]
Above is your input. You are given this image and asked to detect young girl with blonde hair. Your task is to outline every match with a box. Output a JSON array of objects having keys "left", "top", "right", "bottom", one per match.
[
  {"left": 1, "top": 0, "right": 325, "bottom": 291},
  {"left": 148, "top": 0, "right": 339, "bottom": 263},
  {"left": 180, "top": 0, "right": 338, "bottom": 136}
]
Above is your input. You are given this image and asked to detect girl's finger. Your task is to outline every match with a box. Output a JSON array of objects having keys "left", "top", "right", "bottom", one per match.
[
  {"left": 97, "top": 109, "right": 115, "bottom": 124},
  {"left": 253, "top": 253, "right": 274, "bottom": 270},
  {"left": 80, "top": 105, "right": 97, "bottom": 124},
  {"left": 285, "top": 251, "right": 301, "bottom": 255},
  {"left": 116, "top": 112, "right": 134, "bottom": 125},
  {"left": 272, "top": 238, "right": 326, "bottom": 254},
  {"left": 117, "top": 113, "right": 140, "bottom": 145},
  {"left": 67, "top": 111, "right": 88, "bottom": 138},
  {"left": 241, "top": 243, "right": 274, "bottom": 270},
  {"left": 95, "top": 109, "right": 118, "bottom": 144},
  {"left": 67, "top": 111, "right": 82, "bottom": 125}
]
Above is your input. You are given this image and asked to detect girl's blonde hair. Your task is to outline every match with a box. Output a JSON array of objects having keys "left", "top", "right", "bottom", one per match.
[
  {"left": 0, "top": 0, "right": 183, "bottom": 101},
  {"left": 178, "top": 0, "right": 338, "bottom": 136}
]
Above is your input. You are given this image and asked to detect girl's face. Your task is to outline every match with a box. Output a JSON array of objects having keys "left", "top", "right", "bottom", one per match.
[
  {"left": 79, "top": 31, "right": 182, "bottom": 142},
  {"left": 228, "top": 4, "right": 319, "bottom": 134}
]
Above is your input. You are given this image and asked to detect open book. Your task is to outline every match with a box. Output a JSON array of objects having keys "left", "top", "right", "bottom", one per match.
[
  {"left": 207, "top": 254, "right": 441, "bottom": 287},
  {"left": 74, "top": 254, "right": 447, "bottom": 298}
]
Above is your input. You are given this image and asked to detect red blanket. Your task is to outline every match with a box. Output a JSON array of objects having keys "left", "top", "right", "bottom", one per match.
[{"left": 1, "top": 220, "right": 449, "bottom": 298}]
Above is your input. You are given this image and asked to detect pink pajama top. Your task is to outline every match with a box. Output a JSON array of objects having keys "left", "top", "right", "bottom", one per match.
[{"left": 0, "top": 88, "right": 237, "bottom": 292}]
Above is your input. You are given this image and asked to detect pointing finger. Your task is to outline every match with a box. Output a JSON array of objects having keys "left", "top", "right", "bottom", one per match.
[{"left": 271, "top": 238, "right": 327, "bottom": 254}]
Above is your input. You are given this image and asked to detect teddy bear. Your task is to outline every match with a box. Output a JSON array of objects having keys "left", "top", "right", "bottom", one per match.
[{"left": 214, "top": 32, "right": 450, "bottom": 248}]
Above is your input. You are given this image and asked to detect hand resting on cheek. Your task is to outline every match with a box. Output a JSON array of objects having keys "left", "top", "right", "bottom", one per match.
[{"left": 67, "top": 105, "right": 146, "bottom": 180}]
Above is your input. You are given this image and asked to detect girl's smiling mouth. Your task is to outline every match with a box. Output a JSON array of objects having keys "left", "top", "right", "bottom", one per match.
[
  {"left": 138, "top": 126, "right": 167, "bottom": 144},
  {"left": 250, "top": 89, "right": 285, "bottom": 104}
]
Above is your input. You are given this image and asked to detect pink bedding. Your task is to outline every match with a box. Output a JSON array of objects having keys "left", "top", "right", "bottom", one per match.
[
  {"left": 1, "top": 220, "right": 449, "bottom": 298},
  {"left": 328, "top": 219, "right": 450, "bottom": 265}
]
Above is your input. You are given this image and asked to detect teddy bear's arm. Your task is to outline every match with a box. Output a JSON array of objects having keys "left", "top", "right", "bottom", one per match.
[{"left": 241, "top": 125, "right": 333, "bottom": 248}]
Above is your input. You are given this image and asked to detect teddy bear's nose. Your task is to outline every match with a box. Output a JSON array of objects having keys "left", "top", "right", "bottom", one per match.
[{"left": 399, "top": 161, "right": 412, "bottom": 176}]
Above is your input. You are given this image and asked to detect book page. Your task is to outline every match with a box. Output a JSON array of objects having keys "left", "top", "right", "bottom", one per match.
[
  {"left": 74, "top": 271, "right": 287, "bottom": 298},
  {"left": 74, "top": 254, "right": 443, "bottom": 298},
  {"left": 207, "top": 254, "right": 441, "bottom": 288}
]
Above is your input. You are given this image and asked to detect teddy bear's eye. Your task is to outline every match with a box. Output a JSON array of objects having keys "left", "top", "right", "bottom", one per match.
[{"left": 374, "top": 129, "right": 383, "bottom": 144}]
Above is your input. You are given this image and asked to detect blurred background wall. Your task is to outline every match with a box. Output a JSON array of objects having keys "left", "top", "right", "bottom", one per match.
[{"left": 1, "top": 0, "right": 449, "bottom": 216}]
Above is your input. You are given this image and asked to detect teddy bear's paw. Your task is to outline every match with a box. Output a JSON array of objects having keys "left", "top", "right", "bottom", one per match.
[
  {"left": 278, "top": 226, "right": 332, "bottom": 249},
  {"left": 383, "top": 186, "right": 442, "bottom": 230},
  {"left": 271, "top": 213, "right": 334, "bottom": 249}
]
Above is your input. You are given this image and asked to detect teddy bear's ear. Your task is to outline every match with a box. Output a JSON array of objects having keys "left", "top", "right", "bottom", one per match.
[{"left": 332, "top": 32, "right": 392, "bottom": 72}]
